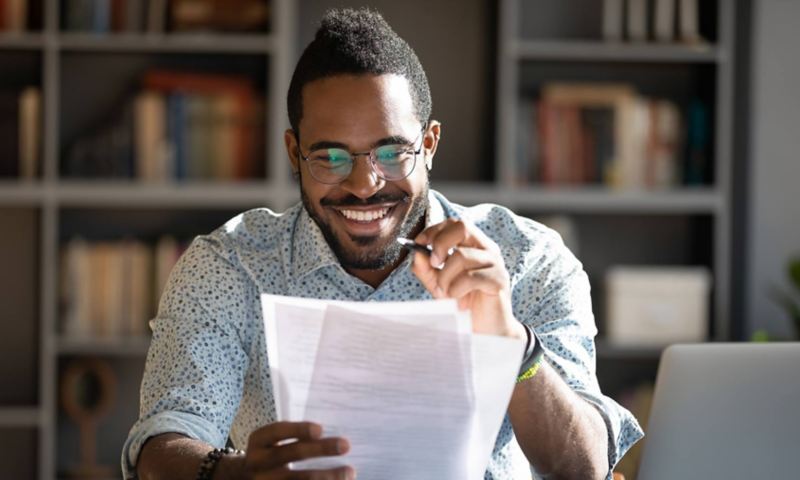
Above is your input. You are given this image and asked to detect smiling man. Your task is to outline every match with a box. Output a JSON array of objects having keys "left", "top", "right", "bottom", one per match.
[{"left": 124, "top": 8, "right": 642, "bottom": 480}]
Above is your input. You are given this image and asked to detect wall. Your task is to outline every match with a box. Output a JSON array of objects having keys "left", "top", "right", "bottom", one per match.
[{"left": 746, "top": 0, "right": 800, "bottom": 337}]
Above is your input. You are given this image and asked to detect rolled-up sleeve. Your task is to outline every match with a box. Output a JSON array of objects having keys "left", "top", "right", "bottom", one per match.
[
  {"left": 512, "top": 226, "right": 644, "bottom": 478},
  {"left": 121, "top": 233, "right": 254, "bottom": 478}
]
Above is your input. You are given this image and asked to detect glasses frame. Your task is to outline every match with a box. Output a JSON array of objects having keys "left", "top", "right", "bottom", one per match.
[{"left": 296, "top": 125, "right": 427, "bottom": 185}]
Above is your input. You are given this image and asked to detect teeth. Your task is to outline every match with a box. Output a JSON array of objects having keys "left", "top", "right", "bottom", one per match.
[{"left": 340, "top": 208, "right": 390, "bottom": 222}]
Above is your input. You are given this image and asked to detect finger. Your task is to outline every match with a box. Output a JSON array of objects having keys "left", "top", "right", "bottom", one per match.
[
  {"left": 435, "top": 247, "right": 494, "bottom": 296},
  {"left": 248, "top": 437, "right": 349, "bottom": 471},
  {"left": 411, "top": 249, "right": 444, "bottom": 298},
  {"left": 446, "top": 267, "right": 508, "bottom": 300},
  {"left": 248, "top": 422, "right": 322, "bottom": 449}
]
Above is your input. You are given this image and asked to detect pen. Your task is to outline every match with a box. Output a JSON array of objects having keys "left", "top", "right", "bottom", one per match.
[{"left": 396, "top": 237, "right": 433, "bottom": 256}]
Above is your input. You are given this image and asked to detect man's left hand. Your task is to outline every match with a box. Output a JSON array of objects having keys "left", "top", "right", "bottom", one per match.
[{"left": 411, "top": 218, "right": 526, "bottom": 341}]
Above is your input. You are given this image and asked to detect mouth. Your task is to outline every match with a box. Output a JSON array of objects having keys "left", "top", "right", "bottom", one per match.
[{"left": 330, "top": 203, "right": 399, "bottom": 236}]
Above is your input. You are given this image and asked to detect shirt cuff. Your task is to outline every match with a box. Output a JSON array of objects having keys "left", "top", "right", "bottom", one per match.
[
  {"left": 121, "top": 410, "right": 227, "bottom": 479},
  {"left": 574, "top": 389, "right": 644, "bottom": 480}
]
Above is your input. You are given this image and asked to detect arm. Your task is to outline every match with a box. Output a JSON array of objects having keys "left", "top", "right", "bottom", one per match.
[
  {"left": 412, "top": 218, "right": 612, "bottom": 479},
  {"left": 125, "top": 236, "right": 352, "bottom": 479},
  {"left": 507, "top": 361, "right": 608, "bottom": 479},
  {"left": 138, "top": 427, "right": 353, "bottom": 480}
]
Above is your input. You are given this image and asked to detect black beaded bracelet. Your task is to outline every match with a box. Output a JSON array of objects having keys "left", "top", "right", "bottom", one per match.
[{"left": 196, "top": 446, "right": 244, "bottom": 480}]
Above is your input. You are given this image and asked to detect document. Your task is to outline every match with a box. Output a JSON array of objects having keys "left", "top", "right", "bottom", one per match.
[{"left": 261, "top": 294, "right": 525, "bottom": 480}]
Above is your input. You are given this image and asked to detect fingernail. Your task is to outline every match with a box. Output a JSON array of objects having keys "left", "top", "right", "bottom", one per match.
[
  {"left": 309, "top": 423, "right": 322, "bottom": 439},
  {"left": 435, "top": 286, "right": 444, "bottom": 297},
  {"left": 430, "top": 253, "right": 441, "bottom": 268},
  {"left": 415, "top": 233, "right": 426, "bottom": 243},
  {"left": 336, "top": 438, "right": 349, "bottom": 454}
]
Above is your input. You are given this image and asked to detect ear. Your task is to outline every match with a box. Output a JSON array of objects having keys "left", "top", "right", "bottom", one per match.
[
  {"left": 284, "top": 128, "right": 300, "bottom": 176},
  {"left": 423, "top": 120, "right": 441, "bottom": 171}
]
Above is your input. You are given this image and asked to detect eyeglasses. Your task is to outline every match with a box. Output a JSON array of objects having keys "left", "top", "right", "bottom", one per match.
[{"left": 296, "top": 126, "right": 426, "bottom": 185}]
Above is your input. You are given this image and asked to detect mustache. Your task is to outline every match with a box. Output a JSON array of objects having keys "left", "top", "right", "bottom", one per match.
[{"left": 320, "top": 193, "right": 410, "bottom": 207}]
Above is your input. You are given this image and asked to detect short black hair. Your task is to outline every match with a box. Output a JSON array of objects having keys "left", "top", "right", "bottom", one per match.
[{"left": 287, "top": 8, "right": 432, "bottom": 134}]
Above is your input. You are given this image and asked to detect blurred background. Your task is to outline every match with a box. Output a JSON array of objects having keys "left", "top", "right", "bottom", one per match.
[{"left": 1, "top": 0, "right": 798, "bottom": 478}]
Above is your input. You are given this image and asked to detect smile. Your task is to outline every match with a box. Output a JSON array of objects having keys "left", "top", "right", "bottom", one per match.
[{"left": 337, "top": 207, "right": 391, "bottom": 222}]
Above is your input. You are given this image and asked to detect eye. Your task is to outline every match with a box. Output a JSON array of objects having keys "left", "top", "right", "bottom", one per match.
[
  {"left": 375, "top": 145, "right": 408, "bottom": 165},
  {"left": 313, "top": 149, "right": 351, "bottom": 167}
]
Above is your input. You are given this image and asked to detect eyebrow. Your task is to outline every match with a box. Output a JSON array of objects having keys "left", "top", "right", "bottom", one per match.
[{"left": 307, "top": 134, "right": 414, "bottom": 152}]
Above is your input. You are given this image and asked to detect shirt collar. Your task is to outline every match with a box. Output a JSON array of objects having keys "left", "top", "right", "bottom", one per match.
[{"left": 291, "top": 189, "right": 447, "bottom": 280}]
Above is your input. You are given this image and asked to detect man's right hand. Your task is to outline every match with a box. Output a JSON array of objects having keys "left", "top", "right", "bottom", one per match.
[{"left": 234, "top": 421, "right": 354, "bottom": 479}]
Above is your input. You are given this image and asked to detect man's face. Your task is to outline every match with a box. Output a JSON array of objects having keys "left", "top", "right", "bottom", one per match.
[{"left": 286, "top": 74, "right": 439, "bottom": 271}]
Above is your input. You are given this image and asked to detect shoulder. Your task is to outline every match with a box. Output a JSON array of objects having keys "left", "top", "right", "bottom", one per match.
[{"left": 193, "top": 203, "right": 302, "bottom": 260}]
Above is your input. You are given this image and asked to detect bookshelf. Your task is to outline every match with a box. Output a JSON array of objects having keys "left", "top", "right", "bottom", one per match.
[
  {"left": 496, "top": 1, "right": 736, "bottom": 477},
  {"left": 0, "top": 0, "right": 738, "bottom": 478}
]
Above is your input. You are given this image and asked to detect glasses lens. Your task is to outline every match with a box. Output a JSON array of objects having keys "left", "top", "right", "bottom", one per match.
[
  {"left": 374, "top": 145, "right": 415, "bottom": 180},
  {"left": 308, "top": 148, "right": 352, "bottom": 183}
]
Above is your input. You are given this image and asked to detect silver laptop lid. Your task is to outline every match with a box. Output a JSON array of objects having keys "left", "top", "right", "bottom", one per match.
[{"left": 638, "top": 343, "right": 800, "bottom": 480}]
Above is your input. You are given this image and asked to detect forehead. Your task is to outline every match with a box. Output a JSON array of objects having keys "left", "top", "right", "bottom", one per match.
[{"left": 298, "top": 74, "right": 420, "bottom": 141}]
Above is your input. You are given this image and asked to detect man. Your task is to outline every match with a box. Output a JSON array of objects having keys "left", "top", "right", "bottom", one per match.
[{"left": 124, "top": 8, "right": 642, "bottom": 480}]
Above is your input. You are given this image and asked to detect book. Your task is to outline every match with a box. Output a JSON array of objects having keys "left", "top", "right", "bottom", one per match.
[
  {"left": 626, "top": 0, "right": 648, "bottom": 42},
  {"left": 60, "top": 237, "right": 182, "bottom": 338},
  {"left": 4, "top": 0, "right": 27, "bottom": 32},
  {"left": 678, "top": 0, "right": 701, "bottom": 44},
  {"left": 601, "top": 0, "right": 624, "bottom": 42},
  {"left": 134, "top": 91, "right": 169, "bottom": 181},
  {"left": 147, "top": 0, "right": 167, "bottom": 33},
  {"left": 654, "top": 0, "right": 676, "bottom": 42},
  {"left": 18, "top": 86, "right": 41, "bottom": 180},
  {"left": 170, "top": 0, "right": 270, "bottom": 33}
]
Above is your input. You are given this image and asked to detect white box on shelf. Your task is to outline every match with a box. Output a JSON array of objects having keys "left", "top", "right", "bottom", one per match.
[{"left": 606, "top": 266, "right": 711, "bottom": 346}]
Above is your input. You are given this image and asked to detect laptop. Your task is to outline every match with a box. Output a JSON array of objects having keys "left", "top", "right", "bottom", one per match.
[{"left": 638, "top": 343, "right": 800, "bottom": 479}]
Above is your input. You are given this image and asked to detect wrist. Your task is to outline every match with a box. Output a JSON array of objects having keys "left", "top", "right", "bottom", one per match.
[
  {"left": 197, "top": 447, "right": 245, "bottom": 480},
  {"left": 213, "top": 453, "right": 246, "bottom": 480}
]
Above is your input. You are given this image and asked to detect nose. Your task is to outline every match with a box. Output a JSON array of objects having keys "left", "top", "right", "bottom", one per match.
[{"left": 340, "top": 154, "right": 385, "bottom": 199}]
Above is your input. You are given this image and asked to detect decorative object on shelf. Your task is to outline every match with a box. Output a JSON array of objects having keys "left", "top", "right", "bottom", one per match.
[
  {"left": 59, "top": 358, "right": 118, "bottom": 479},
  {"left": 605, "top": 266, "right": 712, "bottom": 346}
]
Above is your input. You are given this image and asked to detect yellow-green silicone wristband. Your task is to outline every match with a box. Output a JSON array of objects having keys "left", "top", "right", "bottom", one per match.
[{"left": 516, "top": 358, "right": 543, "bottom": 383}]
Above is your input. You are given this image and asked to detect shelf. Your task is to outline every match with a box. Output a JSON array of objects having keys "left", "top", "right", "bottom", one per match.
[
  {"left": 511, "top": 39, "right": 725, "bottom": 63},
  {"left": 0, "top": 182, "right": 46, "bottom": 206},
  {"left": 0, "top": 33, "right": 45, "bottom": 50},
  {"left": 58, "top": 33, "right": 275, "bottom": 54},
  {"left": 55, "top": 180, "right": 286, "bottom": 208},
  {"left": 0, "top": 407, "right": 41, "bottom": 427},
  {"left": 56, "top": 336, "right": 152, "bottom": 356},
  {"left": 436, "top": 182, "right": 722, "bottom": 214}
]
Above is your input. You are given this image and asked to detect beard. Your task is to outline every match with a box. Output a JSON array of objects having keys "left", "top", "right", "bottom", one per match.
[{"left": 300, "top": 180, "right": 429, "bottom": 271}]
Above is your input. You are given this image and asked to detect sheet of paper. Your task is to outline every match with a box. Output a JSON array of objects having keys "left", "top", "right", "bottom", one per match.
[
  {"left": 299, "top": 306, "right": 474, "bottom": 478},
  {"left": 467, "top": 333, "right": 527, "bottom": 479},
  {"left": 262, "top": 294, "right": 468, "bottom": 420},
  {"left": 261, "top": 294, "right": 525, "bottom": 479}
]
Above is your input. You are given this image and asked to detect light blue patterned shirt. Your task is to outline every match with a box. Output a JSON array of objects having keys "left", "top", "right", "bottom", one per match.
[{"left": 122, "top": 189, "right": 643, "bottom": 479}]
